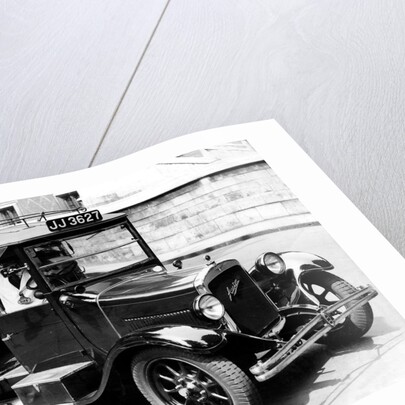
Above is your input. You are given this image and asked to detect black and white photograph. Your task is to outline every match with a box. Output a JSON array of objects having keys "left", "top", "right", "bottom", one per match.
[
  {"left": 0, "top": 135, "right": 404, "bottom": 405},
  {"left": 3, "top": 1, "right": 405, "bottom": 404}
]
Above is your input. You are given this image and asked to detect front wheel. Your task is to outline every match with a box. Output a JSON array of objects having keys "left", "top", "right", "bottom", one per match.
[
  {"left": 131, "top": 347, "right": 263, "bottom": 405},
  {"left": 301, "top": 271, "right": 374, "bottom": 346}
]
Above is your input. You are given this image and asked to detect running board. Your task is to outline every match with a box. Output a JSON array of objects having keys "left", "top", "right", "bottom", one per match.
[
  {"left": 0, "top": 364, "right": 28, "bottom": 384},
  {"left": 0, "top": 363, "right": 28, "bottom": 401},
  {"left": 12, "top": 361, "right": 100, "bottom": 405}
]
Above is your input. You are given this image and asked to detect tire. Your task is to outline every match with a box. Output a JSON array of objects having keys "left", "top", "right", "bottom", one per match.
[
  {"left": 131, "top": 347, "right": 263, "bottom": 405},
  {"left": 301, "top": 271, "right": 374, "bottom": 346}
]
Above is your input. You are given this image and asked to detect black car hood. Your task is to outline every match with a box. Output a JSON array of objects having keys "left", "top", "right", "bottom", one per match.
[
  {"left": 76, "top": 264, "right": 204, "bottom": 305},
  {"left": 58, "top": 264, "right": 209, "bottom": 353}
]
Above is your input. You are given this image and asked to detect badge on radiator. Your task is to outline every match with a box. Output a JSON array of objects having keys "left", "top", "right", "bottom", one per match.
[{"left": 226, "top": 278, "right": 240, "bottom": 302}]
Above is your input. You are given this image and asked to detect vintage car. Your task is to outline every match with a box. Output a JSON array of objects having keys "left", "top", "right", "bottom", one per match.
[{"left": 0, "top": 210, "right": 377, "bottom": 405}]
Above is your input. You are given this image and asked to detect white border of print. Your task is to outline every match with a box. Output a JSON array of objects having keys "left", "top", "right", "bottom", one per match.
[{"left": 1, "top": 120, "right": 404, "bottom": 403}]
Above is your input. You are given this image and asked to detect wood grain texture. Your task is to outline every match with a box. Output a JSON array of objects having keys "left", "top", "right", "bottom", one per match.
[
  {"left": 93, "top": 0, "right": 405, "bottom": 255},
  {"left": 0, "top": 0, "right": 167, "bottom": 183}
]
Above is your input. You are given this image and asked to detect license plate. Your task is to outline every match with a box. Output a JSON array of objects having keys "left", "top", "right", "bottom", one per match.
[{"left": 46, "top": 210, "right": 103, "bottom": 232}]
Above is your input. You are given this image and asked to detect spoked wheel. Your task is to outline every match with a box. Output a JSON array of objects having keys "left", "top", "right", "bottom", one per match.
[
  {"left": 301, "top": 271, "right": 374, "bottom": 346},
  {"left": 131, "top": 348, "right": 262, "bottom": 405}
]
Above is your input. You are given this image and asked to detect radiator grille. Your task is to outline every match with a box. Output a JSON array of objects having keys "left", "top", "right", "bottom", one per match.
[
  {"left": 123, "top": 309, "right": 216, "bottom": 331},
  {"left": 208, "top": 265, "right": 280, "bottom": 335}
]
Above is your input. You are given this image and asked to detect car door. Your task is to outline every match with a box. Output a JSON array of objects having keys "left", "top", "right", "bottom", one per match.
[
  {"left": 0, "top": 300, "right": 91, "bottom": 372},
  {"left": 0, "top": 248, "right": 93, "bottom": 372}
]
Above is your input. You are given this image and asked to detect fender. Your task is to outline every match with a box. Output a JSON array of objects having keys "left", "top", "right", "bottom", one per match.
[
  {"left": 77, "top": 325, "right": 281, "bottom": 404},
  {"left": 109, "top": 325, "right": 278, "bottom": 363},
  {"left": 279, "top": 251, "right": 334, "bottom": 274},
  {"left": 115, "top": 324, "right": 226, "bottom": 352},
  {"left": 77, "top": 325, "right": 227, "bottom": 404},
  {"left": 279, "top": 251, "right": 334, "bottom": 304}
]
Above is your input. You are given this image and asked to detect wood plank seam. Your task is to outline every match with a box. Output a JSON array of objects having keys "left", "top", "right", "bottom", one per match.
[{"left": 88, "top": 0, "right": 172, "bottom": 168}]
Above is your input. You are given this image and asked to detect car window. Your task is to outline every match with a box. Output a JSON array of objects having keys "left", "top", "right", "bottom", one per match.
[{"left": 25, "top": 224, "right": 149, "bottom": 289}]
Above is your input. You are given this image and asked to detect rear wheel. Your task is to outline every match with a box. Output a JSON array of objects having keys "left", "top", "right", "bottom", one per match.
[
  {"left": 301, "top": 271, "right": 373, "bottom": 346},
  {"left": 131, "top": 347, "right": 263, "bottom": 405}
]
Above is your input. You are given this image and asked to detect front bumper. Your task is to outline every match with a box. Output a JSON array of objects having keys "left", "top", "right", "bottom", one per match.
[{"left": 249, "top": 285, "right": 377, "bottom": 382}]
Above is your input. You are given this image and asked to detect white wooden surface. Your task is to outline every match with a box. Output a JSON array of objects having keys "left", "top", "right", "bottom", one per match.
[
  {"left": 0, "top": 0, "right": 168, "bottom": 179},
  {"left": 1, "top": 0, "right": 405, "bottom": 256}
]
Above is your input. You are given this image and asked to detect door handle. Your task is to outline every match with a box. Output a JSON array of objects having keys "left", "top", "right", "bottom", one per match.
[{"left": 2, "top": 333, "right": 13, "bottom": 342}]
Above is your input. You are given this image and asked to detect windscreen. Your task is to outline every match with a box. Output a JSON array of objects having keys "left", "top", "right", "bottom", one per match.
[{"left": 25, "top": 224, "right": 149, "bottom": 288}]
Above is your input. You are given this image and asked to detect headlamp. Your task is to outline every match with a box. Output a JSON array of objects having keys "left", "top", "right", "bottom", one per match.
[
  {"left": 194, "top": 294, "right": 225, "bottom": 320},
  {"left": 255, "top": 252, "right": 286, "bottom": 276}
]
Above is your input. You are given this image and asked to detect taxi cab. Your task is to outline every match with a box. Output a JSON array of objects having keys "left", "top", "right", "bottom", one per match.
[{"left": 0, "top": 209, "right": 377, "bottom": 405}]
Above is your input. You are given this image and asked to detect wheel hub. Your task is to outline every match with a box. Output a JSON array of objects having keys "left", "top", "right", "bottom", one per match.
[
  {"left": 147, "top": 357, "right": 234, "bottom": 404},
  {"left": 177, "top": 376, "right": 208, "bottom": 400}
]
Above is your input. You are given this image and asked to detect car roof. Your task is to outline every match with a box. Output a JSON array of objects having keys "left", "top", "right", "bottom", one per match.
[{"left": 0, "top": 212, "right": 127, "bottom": 248}]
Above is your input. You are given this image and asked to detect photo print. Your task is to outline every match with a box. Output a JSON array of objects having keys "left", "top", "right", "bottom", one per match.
[{"left": 0, "top": 125, "right": 404, "bottom": 405}]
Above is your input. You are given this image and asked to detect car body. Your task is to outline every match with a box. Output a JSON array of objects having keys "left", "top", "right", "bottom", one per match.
[{"left": 0, "top": 210, "right": 377, "bottom": 405}]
